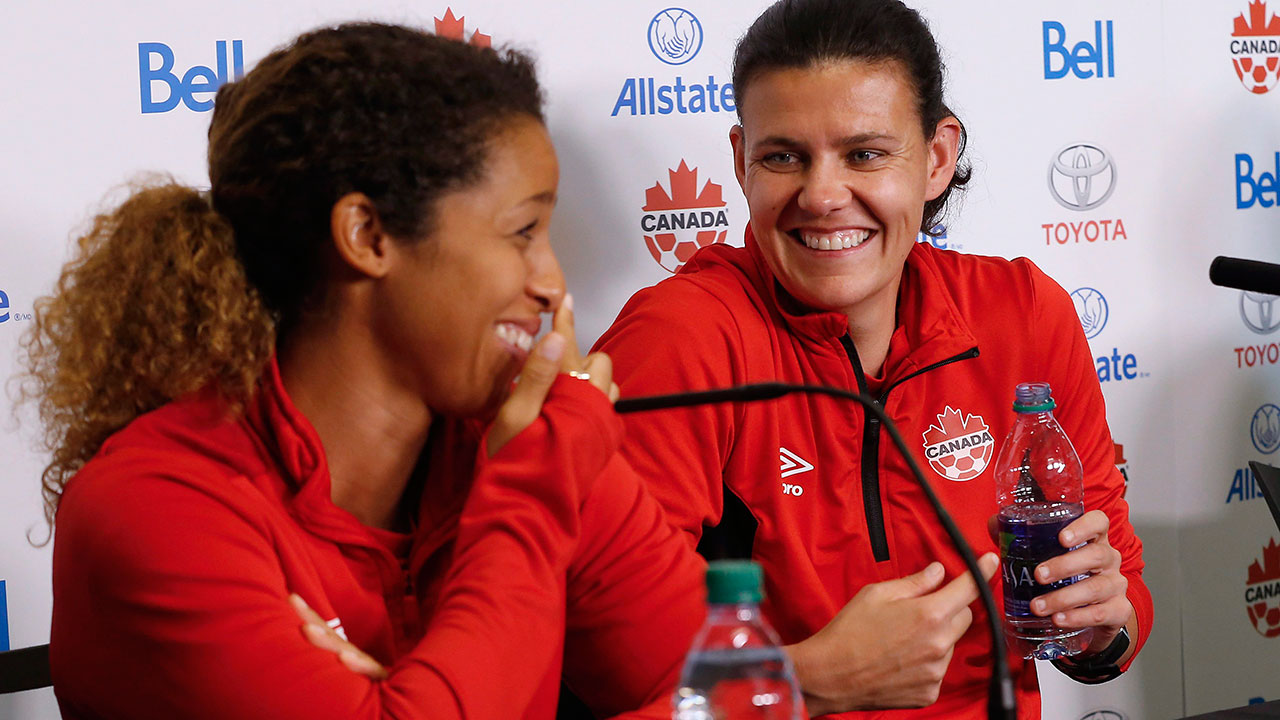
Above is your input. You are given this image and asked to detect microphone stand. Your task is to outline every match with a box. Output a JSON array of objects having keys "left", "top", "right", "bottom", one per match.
[{"left": 615, "top": 382, "right": 1017, "bottom": 720}]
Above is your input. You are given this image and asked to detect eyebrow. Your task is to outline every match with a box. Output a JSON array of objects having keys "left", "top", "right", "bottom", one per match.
[
  {"left": 755, "top": 132, "right": 897, "bottom": 148},
  {"left": 523, "top": 190, "right": 558, "bottom": 205}
]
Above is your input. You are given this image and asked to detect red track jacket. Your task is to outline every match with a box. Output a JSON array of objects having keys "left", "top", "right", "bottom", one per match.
[
  {"left": 595, "top": 231, "right": 1152, "bottom": 719},
  {"left": 50, "top": 359, "right": 705, "bottom": 720}
]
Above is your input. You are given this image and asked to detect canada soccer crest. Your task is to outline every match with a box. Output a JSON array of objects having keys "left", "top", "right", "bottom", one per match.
[
  {"left": 1246, "top": 538, "right": 1280, "bottom": 638},
  {"left": 640, "top": 161, "right": 729, "bottom": 273},
  {"left": 922, "top": 407, "right": 994, "bottom": 482},
  {"left": 434, "top": 8, "right": 491, "bottom": 47},
  {"left": 1231, "top": 1, "right": 1280, "bottom": 94}
]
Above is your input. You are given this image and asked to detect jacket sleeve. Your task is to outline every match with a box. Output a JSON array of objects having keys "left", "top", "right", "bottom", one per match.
[
  {"left": 592, "top": 280, "right": 747, "bottom": 548},
  {"left": 1027, "top": 261, "right": 1153, "bottom": 672},
  {"left": 560, "top": 452, "right": 708, "bottom": 719},
  {"left": 50, "top": 377, "right": 618, "bottom": 720}
]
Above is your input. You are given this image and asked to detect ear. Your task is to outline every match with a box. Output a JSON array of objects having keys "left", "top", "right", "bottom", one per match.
[
  {"left": 924, "top": 116, "right": 962, "bottom": 202},
  {"left": 330, "top": 192, "right": 393, "bottom": 279},
  {"left": 729, "top": 124, "right": 748, "bottom": 193}
]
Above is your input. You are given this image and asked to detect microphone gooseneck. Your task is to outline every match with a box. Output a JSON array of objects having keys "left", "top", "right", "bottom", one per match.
[{"left": 615, "top": 382, "right": 1017, "bottom": 720}]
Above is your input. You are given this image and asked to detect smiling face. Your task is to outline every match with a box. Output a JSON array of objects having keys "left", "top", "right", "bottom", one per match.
[
  {"left": 375, "top": 115, "right": 563, "bottom": 417},
  {"left": 730, "top": 59, "right": 958, "bottom": 326}
]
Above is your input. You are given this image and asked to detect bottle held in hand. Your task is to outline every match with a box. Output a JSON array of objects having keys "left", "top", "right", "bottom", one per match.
[
  {"left": 993, "top": 382, "right": 1093, "bottom": 660},
  {"left": 673, "top": 561, "right": 803, "bottom": 719}
]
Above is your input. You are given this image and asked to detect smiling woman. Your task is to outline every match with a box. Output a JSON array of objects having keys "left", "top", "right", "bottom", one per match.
[
  {"left": 18, "top": 22, "right": 703, "bottom": 720},
  {"left": 596, "top": 0, "right": 1152, "bottom": 717}
]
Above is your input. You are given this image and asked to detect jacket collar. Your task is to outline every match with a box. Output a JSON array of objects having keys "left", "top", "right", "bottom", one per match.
[
  {"left": 741, "top": 226, "right": 979, "bottom": 381},
  {"left": 242, "top": 356, "right": 381, "bottom": 546}
]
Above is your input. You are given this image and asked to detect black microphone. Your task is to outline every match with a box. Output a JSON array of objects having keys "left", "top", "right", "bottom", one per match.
[
  {"left": 1210, "top": 256, "right": 1280, "bottom": 295},
  {"left": 615, "top": 382, "right": 1017, "bottom": 720}
]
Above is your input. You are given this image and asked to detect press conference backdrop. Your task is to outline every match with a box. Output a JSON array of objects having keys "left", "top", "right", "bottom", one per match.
[{"left": 2, "top": 1, "right": 1278, "bottom": 718}]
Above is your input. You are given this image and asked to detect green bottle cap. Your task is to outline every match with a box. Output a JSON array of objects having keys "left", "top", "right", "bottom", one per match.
[{"left": 706, "top": 560, "right": 764, "bottom": 604}]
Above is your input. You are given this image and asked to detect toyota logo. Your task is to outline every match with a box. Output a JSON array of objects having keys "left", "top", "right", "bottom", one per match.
[
  {"left": 1048, "top": 143, "right": 1117, "bottom": 211},
  {"left": 1241, "top": 291, "right": 1280, "bottom": 335}
]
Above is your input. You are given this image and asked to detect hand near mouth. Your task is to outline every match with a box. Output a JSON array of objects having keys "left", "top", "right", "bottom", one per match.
[{"left": 486, "top": 294, "right": 618, "bottom": 455}]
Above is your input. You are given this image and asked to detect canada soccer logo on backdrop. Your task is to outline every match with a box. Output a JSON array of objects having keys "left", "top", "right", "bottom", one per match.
[
  {"left": 1245, "top": 538, "right": 1280, "bottom": 638},
  {"left": 435, "top": 8, "right": 490, "bottom": 46},
  {"left": 1231, "top": 1, "right": 1280, "bottom": 95},
  {"left": 922, "top": 407, "right": 994, "bottom": 481},
  {"left": 640, "top": 161, "right": 730, "bottom": 273}
]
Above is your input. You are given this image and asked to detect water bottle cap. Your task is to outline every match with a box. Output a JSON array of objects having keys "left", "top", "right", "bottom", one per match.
[
  {"left": 1012, "top": 382, "right": 1056, "bottom": 413},
  {"left": 705, "top": 560, "right": 764, "bottom": 604}
]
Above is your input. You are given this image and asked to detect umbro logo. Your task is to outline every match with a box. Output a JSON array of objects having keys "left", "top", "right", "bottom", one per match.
[{"left": 780, "top": 447, "right": 814, "bottom": 478}]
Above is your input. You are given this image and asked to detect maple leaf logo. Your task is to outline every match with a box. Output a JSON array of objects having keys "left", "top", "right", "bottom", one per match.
[
  {"left": 435, "top": 8, "right": 492, "bottom": 48},
  {"left": 1248, "top": 538, "right": 1280, "bottom": 584},
  {"left": 923, "top": 407, "right": 985, "bottom": 445},
  {"left": 1234, "top": 1, "right": 1280, "bottom": 36},
  {"left": 643, "top": 160, "right": 725, "bottom": 211},
  {"left": 921, "top": 407, "right": 993, "bottom": 482}
]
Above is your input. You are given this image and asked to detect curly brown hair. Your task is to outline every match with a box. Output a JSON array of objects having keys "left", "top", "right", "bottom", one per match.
[{"left": 19, "top": 23, "right": 545, "bottom": 526}]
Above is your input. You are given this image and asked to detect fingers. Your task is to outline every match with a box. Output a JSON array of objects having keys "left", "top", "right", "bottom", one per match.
[
  {"left": 1032, "top": 572, "right": 1128, "bottom": 620},
  {"left": 930, "top": 553, "right": 999, "bottom": 612},
  {"left": 552, "top": 293, "right": 584, "bottom": 373},
  {"left": 1059, "top": 509, "right": 1110, "bottom": 548},
  {"left": 1046, "top": 594, "right": 1132, "bottom": 631},
  {"left": 487, "top": 332, "right": 565, "bottom": 456},
  {"left": 291, "top": 594, "right": 388, "bottom": 680},
  {"left": 579, "top": 352, "right": 615, "bottom": 401},
  {"left": 881, "top": 561, "right": 946, "bottom": 601},
  {"left": 1035, "top": 541, "right": 1120, "bottom": 586}
]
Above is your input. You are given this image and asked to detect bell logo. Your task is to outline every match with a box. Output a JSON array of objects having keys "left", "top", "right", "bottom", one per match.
[
  {"left": 922, "top": 407, "right": 994, "bottom": 482},
  {"left": 1246, "top": 538, "right": 1280, "bottom": 638},
  {"left": 1231, "top": 1, "right": 1280, "bottom": 94},
  {"left": 434, "top": 8, "right": 491, "bottom": 47},
  {"left": 139, "top": 40, "right": 245, "bottom": 114},
  {"left": 639, "top": 161, "right": 729, "bottom": 273}
]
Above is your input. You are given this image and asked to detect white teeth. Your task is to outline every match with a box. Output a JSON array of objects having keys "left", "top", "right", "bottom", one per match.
[
  {"left": 495, "top": 323, "right": 534, "bottom": 352},
  {"left": 799, "top": 229, "right": 871, "bottom": 251}
]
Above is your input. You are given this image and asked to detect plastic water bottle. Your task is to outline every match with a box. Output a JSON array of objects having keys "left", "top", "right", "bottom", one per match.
[
  {"left": 673, "top": 560, "right": 803, "bottom": 719},
  {"left": 993, "top": 382, "right": 1094, "bottom": 660}
]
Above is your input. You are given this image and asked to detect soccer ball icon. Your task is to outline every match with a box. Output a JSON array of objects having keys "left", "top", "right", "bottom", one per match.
[
  {"left": 1248, "top": 598, "right": 1280, "bottom": 638},
  {"left": 645, "top": 229, "right": 726, "bottom": 274},
  {"left": 1234, "top": 55, "right": 1280, "bottom": 94},
  {"left": 931, "top": 444, "right": 991, "bottom": 481}
]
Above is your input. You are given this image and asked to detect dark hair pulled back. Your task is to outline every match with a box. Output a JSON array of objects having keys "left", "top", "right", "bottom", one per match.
[
  {"left": 731, "top": 0, "right": 971, "bottom": 235},
  {"left": 21, "top": 23, "right": 544, "bottom": 525}
]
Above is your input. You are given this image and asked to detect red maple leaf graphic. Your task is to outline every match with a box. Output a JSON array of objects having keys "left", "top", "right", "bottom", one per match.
[
  {"left": 1248, "top": 538, "right": 1280, "bottom": 584},
  {"left": 1113, "top": 443, "right": 1127, "bottom": 464},
  {"left": 922, "top": 407, "right": 986, "bottom": 445},
  {"left": 643, "top": 160, "right": 726, "bottom": 211},
  {"left": 1234, "top": 1, "right": 1280, "bottom": 36},
  {"left": 435, "top": 8, "right": 492, "bottom": 48}
]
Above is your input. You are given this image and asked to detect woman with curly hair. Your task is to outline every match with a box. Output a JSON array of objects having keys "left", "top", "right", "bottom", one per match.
[{"left": 22, "top": 22, "right": 702, "bottom": 720}]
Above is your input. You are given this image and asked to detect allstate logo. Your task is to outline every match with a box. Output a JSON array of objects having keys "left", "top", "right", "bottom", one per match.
[
  {"left": 1048, "top": 143, "right": 1117, "bottom": 211},
  {"left": 648, "top": 8, "right": 702, "bottom": 65},
  {"left": 1252, "top": 404, "right": 1280, "bottom": 454},
  {"left": 1242, "top": 291, "right": 1280, "bottom": 334},
  {"left": 1070, "top": 287, "right": 1109, "bottom": 339}
]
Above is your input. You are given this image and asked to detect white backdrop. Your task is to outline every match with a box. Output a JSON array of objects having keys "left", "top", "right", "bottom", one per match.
[{"left": 2, "top": 2, "right": 1279, "bottom": 718}]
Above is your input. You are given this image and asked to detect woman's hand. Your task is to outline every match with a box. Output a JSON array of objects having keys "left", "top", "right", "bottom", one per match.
[
  {"left": 1029, "top": 509, "right": 1135, "bottom": 658},
  {"left": 487, "top": 294, "right": 619, "bottom": 456},
  {"left": 787, "top": 554, "right": 1000, "bottom": 714},
  {"left": 290, "top": 594, "right": 387, "bottom": 680}
]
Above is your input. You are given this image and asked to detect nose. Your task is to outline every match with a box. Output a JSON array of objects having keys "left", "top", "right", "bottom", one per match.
[
  {"left": 796, "top": 157, "right": 850, "bottom": 217},
  {"left": 527, "top": 239, "right": 566, "bottom": 311}
]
